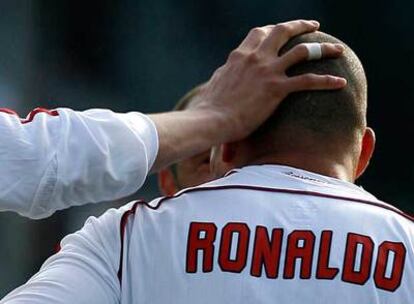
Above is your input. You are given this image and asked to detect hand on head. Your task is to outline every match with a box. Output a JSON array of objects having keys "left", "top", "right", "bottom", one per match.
[
  {"left": 191, "top": 19, "right": 347, "bottom": 144},
  {"left": 153, "top": 20, "right": 348, "bottom": 183}
]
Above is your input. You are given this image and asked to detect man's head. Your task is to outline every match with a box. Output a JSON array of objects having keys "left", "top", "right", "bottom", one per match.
[
  {"left": 158, "top": 85, "right": 214, "bottom": 196},
  {"left": 210, "top": 31, "right": 375, "bottom": 182}
]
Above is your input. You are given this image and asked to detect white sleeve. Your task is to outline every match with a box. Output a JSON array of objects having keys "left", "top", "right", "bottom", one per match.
[
  {"left": 0, "top": 108, "right": 158, "bottom": 219},
  {"left": 0, "top": 202, "right": 130, "bottom": 304}
]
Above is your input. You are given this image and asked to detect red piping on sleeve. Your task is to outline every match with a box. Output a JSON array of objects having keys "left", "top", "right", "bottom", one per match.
[{"left": 0, "top": 107, "right": 59, "bottom": 124}]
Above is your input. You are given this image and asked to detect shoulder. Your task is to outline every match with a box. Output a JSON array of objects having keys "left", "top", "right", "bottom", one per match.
[{"left": 60, "top": 202, "right": 138, "bottom": 249}]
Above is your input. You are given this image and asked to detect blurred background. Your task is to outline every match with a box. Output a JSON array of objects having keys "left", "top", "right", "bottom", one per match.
[{"left": 0, "top": 0, "right": 412, "bottom": 296}]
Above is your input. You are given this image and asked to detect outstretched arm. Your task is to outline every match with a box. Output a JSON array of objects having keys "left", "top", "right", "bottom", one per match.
[{"left": 0, "top": 108, "right": 158, "bottom": 219}]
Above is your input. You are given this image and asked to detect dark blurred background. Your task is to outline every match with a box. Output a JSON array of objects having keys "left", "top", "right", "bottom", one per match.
[{"left": 0, "top": 0, "right": 412, "bottom": 296}]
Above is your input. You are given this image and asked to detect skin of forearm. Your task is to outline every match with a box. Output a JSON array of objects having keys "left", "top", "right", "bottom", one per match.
[{"left": 148, "top": 109, "right": 228, "bottom": 172}]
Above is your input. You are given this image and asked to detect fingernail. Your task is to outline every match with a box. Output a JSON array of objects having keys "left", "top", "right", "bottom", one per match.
[
  {"left": 336, "top": 77, "right": 347, "bottom": 86},
  {"left": 310, "top": 20, "right": 320, "bottom": 27},
  {"left": 335, "top": 44, "right": 345, "bottom": 52}
]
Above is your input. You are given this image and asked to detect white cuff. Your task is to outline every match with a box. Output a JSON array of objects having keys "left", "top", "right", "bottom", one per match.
[{"left": 124, "top": 112, "right": 159, "bottom": 171}]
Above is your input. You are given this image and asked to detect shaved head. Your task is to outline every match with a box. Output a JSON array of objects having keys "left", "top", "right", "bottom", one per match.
[{"left": 248, "top": 31, "right": 368, "bottom": 159}]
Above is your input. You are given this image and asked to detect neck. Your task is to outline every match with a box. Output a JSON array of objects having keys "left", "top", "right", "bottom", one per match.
[{"left": 249, "top": 152, "right": 355, "bottom": 182}]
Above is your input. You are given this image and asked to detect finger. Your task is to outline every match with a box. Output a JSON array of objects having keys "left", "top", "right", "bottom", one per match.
[
  {"left": 279, "top": 43, "right": 345, "bottom": 70},
  {"left": 285, "top": 73, "right": 347, "bottom": 92},
  {"left": 259, "top": 19, "right": 319, "bottom": 54},
  {"left": 237, "top": 25, "right": 274, "bottom": 51}
]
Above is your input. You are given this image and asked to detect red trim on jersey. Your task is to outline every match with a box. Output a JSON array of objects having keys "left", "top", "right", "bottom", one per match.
[
  {"left": 117, "top": 196, "right": 177, "bottom": 285},
  {"left": 22, "top": 108, "right": 59, "bottom": 123},
  {"left": 54, "top": 242, "right": 62, "bottom": 254},
  {"left": 117, "top": 202, "right": 140, "bottom": 285},
  {"left": 155, "top": 185, "right": 414, "bottom": 223},
  {"left": 0, "top": 108, "right": 18, "bottom": 115},
  {"left": 0, "top": 107, "right": 59, "bottom": 123}
]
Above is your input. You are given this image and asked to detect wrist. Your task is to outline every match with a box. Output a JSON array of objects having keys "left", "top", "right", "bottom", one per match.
[{"left": 187, "top": 107, "right": 234, "bottom": 144}]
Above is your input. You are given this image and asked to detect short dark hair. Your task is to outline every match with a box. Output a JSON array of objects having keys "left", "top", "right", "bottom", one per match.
[
  {"left": 173, "top": 85, "right": 204, "bottom": 111},
  {"left": 249, "top": 31, "right": 367, "bottom": 155}
]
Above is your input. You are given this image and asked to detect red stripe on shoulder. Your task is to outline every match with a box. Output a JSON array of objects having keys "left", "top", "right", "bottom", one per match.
[
  {"left": 117, "top": 201, "right": 141, "bottom": 285},
  {"left": 117, "top": 199, "right": 171, "bottom": 285},
  {"left": 155, "top": 185, "right": 414, "bottom": 223},
  {"left": 0, "top": 107, "right": 59, "bottom": 123}
]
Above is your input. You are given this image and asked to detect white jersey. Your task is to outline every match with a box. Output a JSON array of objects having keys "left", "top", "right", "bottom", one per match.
[
  {"left": 0, "top": 107, "right": 158, "bottom": 219},
  {"left": 2, "top": 165, "right": 413, "bottom": 303}
]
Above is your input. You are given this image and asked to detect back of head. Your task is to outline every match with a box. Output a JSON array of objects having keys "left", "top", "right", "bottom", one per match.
[{"left": 249, "top": 32, "right": 368, "bottom": 159}]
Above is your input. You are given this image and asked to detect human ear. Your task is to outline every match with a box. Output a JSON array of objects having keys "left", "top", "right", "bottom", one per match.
[
  {"left": 355, "top": 127, "right": 376, "bottom": 179},
  {"left": 222, "top": 143, "right": 238, "bottom": 163},
  {"left": 158, "top": 168, "right": 178, "bottom": 196}
]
